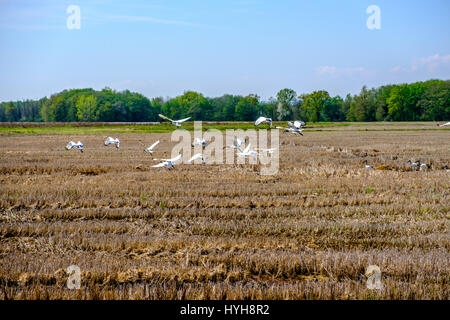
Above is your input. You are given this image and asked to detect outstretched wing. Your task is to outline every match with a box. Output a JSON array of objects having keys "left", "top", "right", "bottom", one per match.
[
  {"left": 294, "top": 120, "right": 303, "bottom": 128},
  {"left": 152, "top": 162, "right": 166, "bottom": 168},
  {"left": 288, "top": 121, "right": 294, "bottom": 128},
  {"left": 148, "top": 140, "right": 160, "bottom": 151},
  {"left": 159, "top": 114, "right": 174, "bottom": 123},
  {"left": 235, "top": 138, "right": 244, "bottom": 147},
  {"left": 66, "top": 141, "right": 75, "bottom": 149},
  {"left": 177, "top": 117, "right": 191, "bottom": 123},
  {"left": 255, "top": 117, "right": 266, "bottom": 126},
  {"left": 168, "top": 154, "right": 182, "bottom": 163},
  {"left": 188, "top": 153, "right": 203, "bottom": 163},
  {"left": 104, "top": 137, "right": 113, "bottom": 144}
]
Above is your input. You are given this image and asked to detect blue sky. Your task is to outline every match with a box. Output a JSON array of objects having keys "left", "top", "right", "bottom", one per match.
[{"left": 1, "top": 0, "right": 449, "bottom": 101}]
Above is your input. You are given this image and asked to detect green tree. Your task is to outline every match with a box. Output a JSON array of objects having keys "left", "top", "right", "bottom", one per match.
[
  {"left": 418, "top": 80, "right": 450, "bottom": 120},
  {"left": 341, "top": 94, "right": 352, "bottom": 120},
  {"left": 5, "top": 102, "right": 19, "bottom": 121},
  {"left": 76, "top": 95, "right": 98, "bottom": 121},
  {"left": 350, "top": 86, "right": 376, "bottom": 121},
  {"left": 276, "top": 88, "right": 297, "bottom": 120},
  {"left": 321, "top": 96, "right": 344, "bottom": 121},
  {"left": 373, "top": 85, "right": 394, "bottom": 121},
  {"left": 387, "top": 83, "right": 424, "bottom": 121},
  {"left": 261, "top": 97, "right": 278, "bottom": 121},
  {"left": 235, "top": 94, "right": 259, "bottom": 121},
  {"left": 300, "top": 90, "right": 330, "bottom": 122}
]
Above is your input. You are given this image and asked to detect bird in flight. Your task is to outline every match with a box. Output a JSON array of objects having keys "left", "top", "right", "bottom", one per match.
[
  {"left": 276, "top": 121, "right": 304, "bottom": 135},
  {"left": 237, "top": 143, "right": 259, "bottom": 158},
  {"left": 143, "top": 140, "right": 160, "bottom": 154},
  {"left": 290, "top": 120, "right": 305, "bottom": 128},
  {"left": 192, "top": 138, "right": 207, "bottom": 149},
  {"left": 66, "top": 141, "right": 84, "bottom": 152},
  {"left": 224, "top": 137, "right": 246, "bottom": 150},
  {"left": 104, "top": 137, "right": 120, "bottom": 148},
  {"left": 255, "top": 116, "right": 272, "bottom": 128},
  {"left": 159, "top": 114, "right": 191, "bottom": 127},
  {"left": 188, "top": 153, "right": 207, "bottom": 164},
  {"left": 152, "top": 154, "right": 182, "bottom": 169}
]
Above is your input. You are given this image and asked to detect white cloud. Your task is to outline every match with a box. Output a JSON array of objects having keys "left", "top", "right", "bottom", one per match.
[
  {"left": 414, "top": 53, "right": 450, "bottom": 72},
  {"left": 391, "top": 53, "right": 450, "bottom": 73},
  {"left": 317, "top": 66, "right": 366, "bottom": 76}
]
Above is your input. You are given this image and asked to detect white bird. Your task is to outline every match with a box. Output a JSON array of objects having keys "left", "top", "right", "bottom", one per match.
[
  {"left": 66, "top": 141, "right": 84, "bottom": 152},
  {"left": 287, "top": 121, "right": 304, "bottom": 135},
  {"left": 225, "top": 137, "right": 246, "bottom": 150},
  {"left": 144, "top": 140, "right": 160, "bottom": 154},
  {"left": 104, "top": 137, "right": 120, "bottom": 148},
  {"left": 192, "top": 138, "right": 207, "bottom": 149},
  {"left": 419, "top": 161, "right": 430, "bottom": 169},
  {"left": 363, "top": 160, "right": 374, "bottom": 169},
  {"left": 159, "top": 114, "right": 191, "bottom": 127},
  {"left": 407, "top": 160, "right": 420, "bottom": 168},
  {"left": 439, "top": 122, "right": 450, "bottom": 127},
  {"left": 289, "top": 120, "right": 305, "bottom": 128},
  {"left": 276, "top": 124, "right": 303, "bottom": 135},
  {"left": 152, "top": 154, "right": 182, "bottom": 169},
  {"left": 188, "top": 153, "right": 206, "bottom": 164},
  {"left": 237, "top": 143, "right": 258, "bottom": 158},
  {"left": 255, "top": 116, "right": 272, "bottom": 127}
]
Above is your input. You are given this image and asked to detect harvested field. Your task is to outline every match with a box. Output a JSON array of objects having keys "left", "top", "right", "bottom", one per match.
[{"left": 0, "top": 124, "right": 449, "bottom": 299}]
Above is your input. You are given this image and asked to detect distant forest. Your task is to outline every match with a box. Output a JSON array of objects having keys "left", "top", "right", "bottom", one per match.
[{"left": 1, "top": 79, "right": 449, "bottom": 123}]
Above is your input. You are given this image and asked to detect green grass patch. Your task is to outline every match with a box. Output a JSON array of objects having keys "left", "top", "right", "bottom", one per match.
[
  {"left": 365, "top": 188, "right": 375, "bottom": 194},
  {"left": 0, "top": 121, "right": 447, "bottom": 135}
]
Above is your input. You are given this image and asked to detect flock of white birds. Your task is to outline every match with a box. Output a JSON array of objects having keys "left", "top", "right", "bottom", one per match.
[
  {"left": 64, "top": 114, "right": 286, "bottom": 169},
  {"left": 65, "top": 114, "right": 448, "bottom": 170}
]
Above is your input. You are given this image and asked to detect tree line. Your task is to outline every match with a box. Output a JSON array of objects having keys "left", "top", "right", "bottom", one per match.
[{"left": 0, "top": 79, "right": 448, "bottom": 123}]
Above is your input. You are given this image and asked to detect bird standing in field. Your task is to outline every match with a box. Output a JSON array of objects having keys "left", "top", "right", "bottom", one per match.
[
  {"left": 255, "top": 116, "right": 272, "bottom": 128},
  {"left": 407, "top": 160, "right": 420, "bottom": 169},
  {"left": 104, "top": 137, "right": 120, "bottom": 148},
  {"left": 158, "top": 114, "right": 191, "bottom": 127},
  {"left": 419, "top": 161, "right": 431, "bottom": 170},
  {"left": 152, "top": 154, "right": 182, "bottom": 169},
  {"left": 363, "top": 160, "right": 374, "bottom": 169},
  {"left": 66, "top": 141, "right": 84, "bottom": 152}
]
